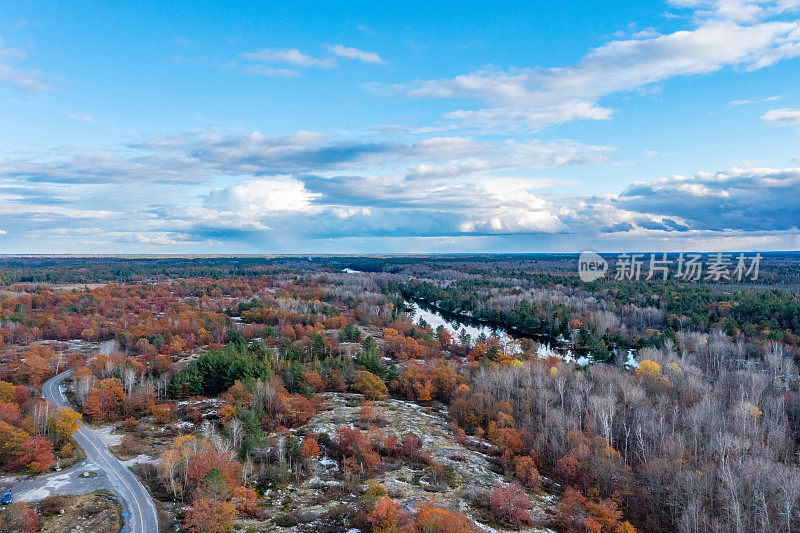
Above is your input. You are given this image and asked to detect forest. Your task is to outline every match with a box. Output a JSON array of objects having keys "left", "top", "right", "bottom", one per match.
[{"left": 0, "top": 255, "right": 799, "bottom": 533}]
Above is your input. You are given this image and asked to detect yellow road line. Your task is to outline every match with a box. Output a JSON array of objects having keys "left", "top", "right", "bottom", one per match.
[
  {"left": 46, "top": 374, "right": 151, "bottom": 533},
  {"left": 77, "top": 427, "right": 145, "bottom": 533}
]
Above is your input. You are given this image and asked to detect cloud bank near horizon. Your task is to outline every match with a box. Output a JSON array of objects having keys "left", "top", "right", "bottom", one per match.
[{"left": 1, "top": 0, "right": 800, "bottom": 253}]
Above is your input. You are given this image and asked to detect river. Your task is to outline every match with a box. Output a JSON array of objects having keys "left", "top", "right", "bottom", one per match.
[
  {"left": 405, "top": 298, "right": 637, "bottom": 367},
  {"left": 337, "top": 267, "right": 636, "bottom": 366}
]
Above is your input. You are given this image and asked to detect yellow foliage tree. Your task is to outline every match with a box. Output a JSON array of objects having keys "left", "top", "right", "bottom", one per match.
[
  {"left": 52, "top": 407, "right": 82, "bottom": 439},
  {"left": 635, "top": 360, "right": 662, "bottom": 378},
  {"left": 354, "top": 371, "right": 388, "bottom": 400},
  {"left": 635, "top": 360, "right": 672, "bottom": 387},
  {"left": 0, "top": 381, "right": 16, "bottom": 403}
]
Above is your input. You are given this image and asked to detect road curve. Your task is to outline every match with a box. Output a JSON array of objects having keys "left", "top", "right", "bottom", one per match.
[{"left": 43, "top": 370, "right": 159, "bottom": 533}]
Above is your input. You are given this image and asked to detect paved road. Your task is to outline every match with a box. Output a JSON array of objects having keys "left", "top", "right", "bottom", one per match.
[
  {"left": 2, "top": 462, "right": 112, "bottom": 502},
  {"left": 42, "top": 370, "right": 159, "bottom": 533}
]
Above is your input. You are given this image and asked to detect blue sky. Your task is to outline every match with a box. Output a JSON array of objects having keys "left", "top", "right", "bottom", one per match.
[{"left": 1, "top": 0, "right": 800, "bottom": 253}]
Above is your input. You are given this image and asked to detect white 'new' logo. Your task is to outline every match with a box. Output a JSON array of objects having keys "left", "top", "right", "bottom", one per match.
[{"left": 578, "top": 251, "right": 608, "bottom": 282}]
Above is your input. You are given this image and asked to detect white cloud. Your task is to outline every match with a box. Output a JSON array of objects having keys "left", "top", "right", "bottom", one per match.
[
  {"left": 406, "top": 137, "right": 612, "bottom": 176},
  {"left": 65, "top": 112, "right": 99, "bottom": 124},
  {"left": 730, "top": 94, "right": 784, "bottom": 105},
  {"left": 240, "top": 65, "right": 300, "bottom": 77},
  {"left": 328, "top": 44, "right": 383, "bottom": 64},
  {"left": 239, "top": 48, "right": 336, "bottom": 68},
  {"left": 0, "top": 57, "right": 52, "bottom": 92},
  {"left": 443, "top": 101, "right": 613, "bottom": 129},
  {"left": 761, "top": 107, "right": 800, "bottom": 124},
  {"left": 0, "top": 48, "right": 26, "bottom": 60},
  {"left": 377, "top": 1, "right": 800, "bottom": 129},
  {"left": 205, "top": 178, "right": 319, "bottom": 214},
  {"left": 2, "top": 130, "right": 610, "bottom": 190},
  {"left": 0, "top": 204, "right": 118, "bottom": 220},
  {"left": 0, "top": 149, "right": 206, "bottom": 184},
  {"left": 457, "top": 181, "right": 566, "bottom": 234},
  {"left": 405, "top": 160, "right": 493, "bottom": 180},
  {"left": 187, "top": 174, "right": 570, "bottom": 239},
  {"left": 670, "top": 0, "right": 800, "bottom": 23},
  {"left": 120, "top": 232, "right": 195, "bottom": 245}
]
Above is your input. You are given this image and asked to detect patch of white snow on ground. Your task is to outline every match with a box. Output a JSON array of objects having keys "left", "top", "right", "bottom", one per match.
[
  {"left": 122, "top": 454, "right": 158, "bottom": 467},
  {"left": 93, "top": 426, "right": 123, "bottom": 446}
]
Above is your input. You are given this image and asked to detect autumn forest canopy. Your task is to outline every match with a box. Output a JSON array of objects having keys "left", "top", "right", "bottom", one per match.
[{"left": 1, "top": 254, "right": 800, "bottom": 533}]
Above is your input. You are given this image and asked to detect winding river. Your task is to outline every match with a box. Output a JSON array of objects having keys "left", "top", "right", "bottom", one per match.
[
  {"left": 338, "top": 269, "right": 636, "bottom": 367},
  {"left": 405, "top": 298, "right": 637, "bottom": 367}
]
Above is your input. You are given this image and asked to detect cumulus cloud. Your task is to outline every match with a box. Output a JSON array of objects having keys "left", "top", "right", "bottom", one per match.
[
  {"left": 141, "top": 131, "right": 610, "bottom": 179},
  {"left": 373, "top": 1, "right": 800, "bottom": 128},
  {"left": 328, "top": 44, "right": 383, "bottom": 64},
  {"left": 4, "top": 154, "right": 800, "bottom": 249},
  {"left": 0, "top": 127, "right": 616, "bottom": 248},
  {"left": 205, "top": 178, "right": 319, "bottom": 214},
  {"left": 184, "top": 174, "right": 567, "bottom": 238},
  {"left": 613, "top": 166, "right": 800, "bottom": 230},
  {"left": 4, "top": 131, "right": 797, "bottom": 249},
  {"left": 761, "top": 107, "right": 800, "bottom": 124}
]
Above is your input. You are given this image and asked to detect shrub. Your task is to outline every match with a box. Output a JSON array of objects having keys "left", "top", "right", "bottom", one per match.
[
  {"left": 490, "top": 482, "right": 532, "bottom": 526},
  {"left": 40, "top": 494, "right": 70, "bottom": 516},
  {"left": 415, "top": 503, "right": 479, "bottom": 532},
  {"left": 514, "top": 455, "right": 542, "bottom": 491},
  {"left": 354, "top": 371, "right": 388, "bottom": 400}
]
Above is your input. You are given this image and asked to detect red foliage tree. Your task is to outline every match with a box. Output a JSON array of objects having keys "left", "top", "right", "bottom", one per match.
[
  {"left": 301, "top": 371, "right": 325, "bottom": 393},
  {"left": 332, "top": 426, "right": 381, "bottom": 474},
  {"left": 0, "top": 401, "right": 22, "bottom": 426},
  {"left": 185, "top": 451, "right": 240, "bottom": 497},
  {"left": 490, "top": 482, "right": 532, "bottom": 527}
]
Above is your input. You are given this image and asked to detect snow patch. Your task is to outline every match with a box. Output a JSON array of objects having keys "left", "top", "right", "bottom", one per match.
[
  {"left": 92, "top": 426, "right": 123, "bottom": 447},
  {"left": 122, "top": 454, "right": 158, "bottom": 467}
]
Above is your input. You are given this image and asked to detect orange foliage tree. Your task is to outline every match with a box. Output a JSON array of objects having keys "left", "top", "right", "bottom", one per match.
[
  {"left": 368, "top": 495, "right": 406, "bottom": 533},
  {"left": 414, "top": 503, "right": 478, "bottom": 532},
  {"left": 13, "top": 435, "right": 55, "bottom": 474},
  {"left": 183, "top": 497, "right": 237, "bottom": 533}
]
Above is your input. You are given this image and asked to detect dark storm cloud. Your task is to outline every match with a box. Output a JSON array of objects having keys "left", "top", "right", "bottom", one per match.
[{"left": 614, "top": 167, "right": 800, "bottom": 231}]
